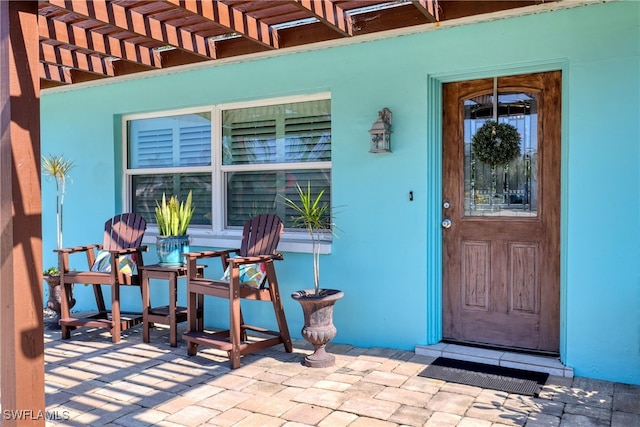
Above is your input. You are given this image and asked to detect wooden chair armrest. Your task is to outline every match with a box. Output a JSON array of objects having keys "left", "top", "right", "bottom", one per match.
[
  {"left": 109, "top": 246, "right": 148, "bottom": 256},
  {"left": 53, "top": 244, "right": 101, "bottom": 254},
  {"left": 184, "top": 249, "right": 239, "bottom": 280},
  {"left": 227, "top": 253, "right": 283, "bottom": 265},
  {"left": 184, "top": 249, "right": 239, "bottom": 260}
]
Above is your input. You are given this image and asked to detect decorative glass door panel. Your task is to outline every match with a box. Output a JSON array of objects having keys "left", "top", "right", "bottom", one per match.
[{"left": 463, "top": 91, "right": 538, "bottom": 217}]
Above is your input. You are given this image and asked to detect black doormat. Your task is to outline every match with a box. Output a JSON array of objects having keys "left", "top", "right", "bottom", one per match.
[{"left": 418, "top": 357, "right": 549, "bottom": 397}]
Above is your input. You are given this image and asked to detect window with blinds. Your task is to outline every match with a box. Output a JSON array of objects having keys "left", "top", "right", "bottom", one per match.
[
  {"left": 124, "top": 95, "right": 332, "bottom": 238},
  {"left": 127, "top": 112, "right": 212, "bottom": 227},
  {"left": 222, "top": 99, "right": 332, "bottom": 227}
]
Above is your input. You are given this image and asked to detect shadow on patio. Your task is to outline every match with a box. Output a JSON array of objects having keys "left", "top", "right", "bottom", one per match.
[{"left": 40, "top": 313, "right": 640, "bottom": 427}]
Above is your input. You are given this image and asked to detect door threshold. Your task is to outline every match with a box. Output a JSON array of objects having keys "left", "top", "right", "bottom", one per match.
[
  {"left": 441, "top": 339, "right": 559, "bottom": 358},
  {"left": 415, "top": 342, "right": 573, "bottom": 378}
]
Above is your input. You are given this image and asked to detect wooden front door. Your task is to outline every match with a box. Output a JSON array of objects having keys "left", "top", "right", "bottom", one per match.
[{"left": 442, "top": 71, "right": 561, "bottom": 353}]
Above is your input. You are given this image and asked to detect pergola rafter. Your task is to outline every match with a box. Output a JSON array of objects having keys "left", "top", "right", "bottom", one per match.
[
  {"left": 39, "top": 61, "right": 73, "bottom": 83},
  {"left": 38, "top": 13, "right": 161, "bottom": 70},
  {"left": 165, "top": 0, "right": 281, "bottom": 49},
  {"left": 290, "top": 0, "right": 354, "bottom": 37},
  {"left": 36, "top": 0, "right": 546, "bottom": 87},
  {"left": 40, "top": 42, "right": 116, "bottom": 77},
  {"left": 412, "top": 0, "right": 440, "bottom": 22},
  {"left": 45, "top": 0, "right": 217, "bottom": 60}
]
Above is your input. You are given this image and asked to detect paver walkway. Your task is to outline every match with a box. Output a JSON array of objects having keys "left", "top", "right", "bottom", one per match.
[{"left": 39, "top": 320, "right": 639, "bottom": 427}]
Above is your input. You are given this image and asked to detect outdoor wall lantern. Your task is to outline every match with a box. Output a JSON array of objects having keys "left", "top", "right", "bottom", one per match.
[{"left": 369, "top": 108, "right": 392, "bottom": 153}]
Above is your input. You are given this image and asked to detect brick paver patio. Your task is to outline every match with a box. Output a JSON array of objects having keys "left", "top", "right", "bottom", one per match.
[{"left": 30, "top": 317, "right": 640, "bottom": 426}]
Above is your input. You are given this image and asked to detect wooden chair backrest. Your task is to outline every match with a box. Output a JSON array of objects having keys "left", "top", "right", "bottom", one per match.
[
  {"left": 239, "top": 214, "right": 283, "bottom": 257},
  {"left": 103, "top": 213, "right": 147, "bottom": 251}
]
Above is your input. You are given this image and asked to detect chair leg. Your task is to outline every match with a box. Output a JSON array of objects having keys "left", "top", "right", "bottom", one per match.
[
  {"left": 229, "top": 279, "right": 242, "bottom": 369},
  {"left": 186, "top": 286, "right": 199, "bottom": 356},
  {"left": 60, "top": 282, "right": 73, "bottom": 340},
  {"left": 197, "top": 294, "right": 204, "bottom": 332},
  {"left": 187, "top": 341, "right": 198, "bottom": 356},
  {"left": 93, "top": 284, "right": 107, "bottom": 316},
  {"left": 111, "top": 283, "right": 121, "bottom": 343},
  {"left": 267, "top": 266, "right": 293, "bottom": 353},
  {"left": 239, "top": 309, "right": 247, "bottom": 342}
]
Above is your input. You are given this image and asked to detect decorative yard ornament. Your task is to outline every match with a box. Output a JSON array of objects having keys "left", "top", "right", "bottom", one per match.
[
  {"left": 42, "top": 154, "right": 77, "bottom": 317},
  {"left": 42, "top": 154, "right": 76, "bottom": 249},
  {"left": 471, "top": 120, "right": 521, "bottom": 167}
]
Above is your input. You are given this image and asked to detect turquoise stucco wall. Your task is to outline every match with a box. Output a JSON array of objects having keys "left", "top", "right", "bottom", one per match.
[{"left": 41, "top": 1, "right": 640, "bottom": 385}]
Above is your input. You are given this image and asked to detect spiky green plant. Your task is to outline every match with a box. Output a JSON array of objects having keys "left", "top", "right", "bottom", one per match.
[
  {"left": 155, "top": 191, "right": 194, "bottom": 236},
  {"left": 42, "top": 154, "right": 76, "bottom": 249},
  {"left": 282, "top": 182, "right": 337, "bottom": 296}
]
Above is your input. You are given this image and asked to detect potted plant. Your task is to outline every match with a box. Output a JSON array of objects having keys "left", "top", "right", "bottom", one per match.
[
  {"left": 42, "top": 154, "right": 77, "bottom": 317},
  {"left": 155, "top": 191, "right": 194, "bottom": 266},
  {"left": 283, "top": 182, "right": 343, "bottom": 368}
]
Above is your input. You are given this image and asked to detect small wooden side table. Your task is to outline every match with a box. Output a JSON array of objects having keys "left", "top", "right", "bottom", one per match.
[{"left": 140, "top": 263, "right": 204, "bottom": 347}]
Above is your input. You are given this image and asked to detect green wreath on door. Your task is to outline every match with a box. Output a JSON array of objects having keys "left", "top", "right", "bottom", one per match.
[{"left": 471, "top": 121, "right": 522, "bottom": 167}]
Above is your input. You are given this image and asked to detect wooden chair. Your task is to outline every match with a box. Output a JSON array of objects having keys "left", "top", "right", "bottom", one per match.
[
  {"left": 182, "top": 214, "right": 293, "bottom": 368},
  {"left": 56, "top": 213, "right": 147, "bottom": 343}
]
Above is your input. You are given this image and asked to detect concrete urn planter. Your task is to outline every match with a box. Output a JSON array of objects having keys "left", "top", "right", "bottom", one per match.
[
  {"left": 44, "top": 275, "right": 75, "bottom": 318},
  {"left": 291, "top": 289, "right": 344, "bottom": 368}
]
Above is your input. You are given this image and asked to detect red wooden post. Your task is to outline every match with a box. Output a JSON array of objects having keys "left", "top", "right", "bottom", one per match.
[{"left": 0, "top": 1, "right": 45, "bottom": 425}]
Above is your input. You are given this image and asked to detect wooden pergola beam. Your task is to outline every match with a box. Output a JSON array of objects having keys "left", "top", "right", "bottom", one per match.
[
  {"left": 45, "top": 0, "right": 216, "bottom": 60},
  {"left": 412, "top": 0, "right": 440, "bottom": 23},
  {"left": 165, "top": 0, "right": 280, "bottom": 49},
  {"left": 39, "top": 62, "right": 73, "bottom": 84},
  {"left": 40, "top": 43, "right": 115, "bottom": 78},
  {"left": 0, "top": 1, "right": 45, "bottom": 426},
  {"left": 38, "top": 14, "right": 161, "bottom": 68},
  {"left": 290, "top": 0, "right": 353, "bottom": 37}
]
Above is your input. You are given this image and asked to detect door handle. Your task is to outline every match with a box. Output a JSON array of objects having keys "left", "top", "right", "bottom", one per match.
[{"left": 442, "top": 219, "right": 452, "bottom": 229}]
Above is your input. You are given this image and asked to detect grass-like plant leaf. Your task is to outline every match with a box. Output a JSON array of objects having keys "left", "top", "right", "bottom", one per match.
[
  {"left": 155, "top": 191, "right": 194, "bottom": 236},
  {"left": 282, "top": 182, "right": 337, "bottom": 296}
]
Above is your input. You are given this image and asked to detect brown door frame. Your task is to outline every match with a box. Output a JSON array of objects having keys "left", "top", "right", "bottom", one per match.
[
  {"left": 424, "top": 66, "right": 566, "bottom": 359},
  {"left": 442, "top": 71, "right": 561, "bottom": 353}
]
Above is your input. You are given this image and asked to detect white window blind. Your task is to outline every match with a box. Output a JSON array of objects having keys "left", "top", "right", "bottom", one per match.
[
  {"left": 225, "top": 119, "right": 277, "bottom": 165},
  {"left": 285, "top": 114, "right": 332, "bottom": 162}
]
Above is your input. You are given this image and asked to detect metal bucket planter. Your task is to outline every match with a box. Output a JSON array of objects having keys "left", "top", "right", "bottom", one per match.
[
  {"left": 291, "top": 289, "right": 344, "bottom": 368},
  {"left": 156, "top": 235, "right": 190, "bottom": 266}
]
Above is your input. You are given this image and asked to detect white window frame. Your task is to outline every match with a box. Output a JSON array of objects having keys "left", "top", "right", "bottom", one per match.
[{"left": 122, "top": 92, "right": 332, "bottom": 254}]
